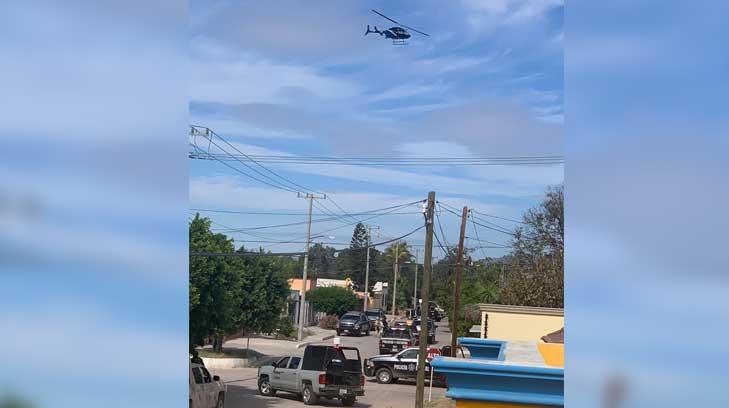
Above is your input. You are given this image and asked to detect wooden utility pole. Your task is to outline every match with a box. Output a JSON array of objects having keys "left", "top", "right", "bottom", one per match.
[
  {"left": 297, "top": 192, "right": 326, "bottom": 341},
  {"left": 450, "top": 207, "right": 468, "bottom": 356},
  {"left": 415, "top": 192, "right": 435, "bottom": 408}
]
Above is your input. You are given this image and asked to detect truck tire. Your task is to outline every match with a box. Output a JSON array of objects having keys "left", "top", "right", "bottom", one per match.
[
  {"left": 302, "top": 384, "right": 318, "bottom": 405},
  {"left": 258, "top": 376, "right": 276, "bottom": 396},
  {"left": 342, "top": 396, "right": 356, "bottom": 406},
  {"left": 376, "top": 367, "right": 393, "bottom": 384},
  {"left": 216, "top": 392, "right": 225, "bottom": 408}
]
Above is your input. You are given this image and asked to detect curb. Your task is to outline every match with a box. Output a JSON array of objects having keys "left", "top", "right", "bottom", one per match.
[{"left": 295, "top": 334, "right": 335, "bottom": 349}]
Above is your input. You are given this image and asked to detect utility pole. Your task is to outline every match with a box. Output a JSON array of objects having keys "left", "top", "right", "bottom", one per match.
[
  {"left": 415, "top": 192, "right": 435, "bottom": 408},
  {"left": 297, "top": 192, "right": 326, "bottom": 341},
  {"left": 450, "top": 207, "right": 468, "bottom": 356},
  {"left": 413, "top": 248, "right": 419, "bottom": 309},
  {"left": 363, "top": 225, "right": 380, "bottom": 312},
  {"left": 391, "top": 242, "right": 399, "bottom": 316}
]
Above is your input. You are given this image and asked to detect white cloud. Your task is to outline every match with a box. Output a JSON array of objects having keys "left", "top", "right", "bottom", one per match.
[
  {"left": 0, "top": 305, "right": 185, "bottom": 380},
  {"left": 190, "top": 52, "right": 361, "bottom": 105},
  {"left": 462, "top": 0, "right": 563, "bottom": 25}
]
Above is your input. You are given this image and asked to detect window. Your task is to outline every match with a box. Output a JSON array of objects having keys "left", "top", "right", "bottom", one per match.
[
  {"left": 201, "top": 367, "right": 212, "bottom": 383},
  {"left": 288, "top": 357, "right": 301, "bottom": 369},
  {"left": 277, "top": 357, "right": 290, "bottom": 368},
  {"left": 192, "top": 367, "right": 203, "bottom": 384},
  {"left": 399, "top": 349, "right": 418, "bottom": 359}
]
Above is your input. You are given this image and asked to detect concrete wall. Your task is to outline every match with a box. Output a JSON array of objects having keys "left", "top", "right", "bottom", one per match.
[{"left": 479, "top": 304, "right": 563, "bottom": 342}]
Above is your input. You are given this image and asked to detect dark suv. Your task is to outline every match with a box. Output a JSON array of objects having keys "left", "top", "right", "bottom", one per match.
[
  {"left": 365, "top": 308, "right": 386, "bottom": 324},
  {"left": 336, "top": 312, "right": 372, "bottom": 336}
]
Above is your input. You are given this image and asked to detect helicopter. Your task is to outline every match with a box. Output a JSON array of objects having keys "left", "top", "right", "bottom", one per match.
[{"left": 365, "top": 9, "right": 429, "bottom": 45}]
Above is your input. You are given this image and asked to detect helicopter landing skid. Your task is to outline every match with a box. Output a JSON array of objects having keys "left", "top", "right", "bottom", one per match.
[{"left": 392, "top": 39, "right": 408, "bottom": 45}]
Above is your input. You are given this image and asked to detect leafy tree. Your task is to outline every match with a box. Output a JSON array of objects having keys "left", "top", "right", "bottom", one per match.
[
  {"left": 500, "top": 185, "right": 564, "bottom": 308},
  {"left": 307, "top": 243, "right": 337, "bottom": 278},
  {"left": 189, "top": 214, "right": 242, "bottom": 352},
  {"left": 306, "top": 286, "right": 359, "bottom": 317},
  {"left": 236, "top": 248, "right": 291, "bottom": 337},
  {"left": 189, "top": 215, "right": 293, "bottom": 352},
  {"left": 381, "top": 242, "right": 413, "bottom": 311},
  {"left": 335, "top": 223, "right": 376, "bottom": 286}
]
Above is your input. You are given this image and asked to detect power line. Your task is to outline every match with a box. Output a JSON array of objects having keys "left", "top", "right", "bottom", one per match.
[
  {"left": 190, "top": 140, "right": 298, "bottom": 193},
  {"left": 189, "top": 208, "right": 422, "bottom": 216},
  {"left": 189, "top": 152, "right": 565, "bottom": 166},
  {"left": 253, "top": 200, "right": 424, "bottom": 251},
  {"left": 190, "top": 125, "right": 320, "bottom": 194},
  {"left": 191, "top": 224, "right": 425, "bottom": 257},
  {"left": 435, "top": 203, "right": 452, "bottom": 252},
  {"left": 207, "top": 200, "right": 422, "bottom": 233}
]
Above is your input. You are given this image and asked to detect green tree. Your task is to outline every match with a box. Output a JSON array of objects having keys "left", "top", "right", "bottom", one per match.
[
  {"left": 189, "top": 214, "right": 242, "bottom": 352},
  {"left": 307, "top": 243, "right": 337, "bottom": 278},
  {"left": 500, "top": 185, "right": 564, "bottom": 308},
  {"left": 236, "top": 248, "right": 292, "bottom": 336},
  {"left": 335, "top": 223, "right": 375, "bottom": 286},
  {"left": 382, "top": 242, "right": 413, "bottom": 310},
  {"left": 189, "top": 215, "right": 293, "bottom": 352},
  {"left": 306, "top": 286, "right": 359, "bottom": 317}
]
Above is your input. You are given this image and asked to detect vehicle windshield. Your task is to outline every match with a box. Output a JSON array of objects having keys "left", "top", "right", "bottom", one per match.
[
  {"left": 383, "top": 329, "right": 411, "bottom": 338},
  {"left": 365, "top": 311, "right": 379, "bottom": 317},
  {"left": 341, "top": 314, "right": 359, "bottom": 321}
]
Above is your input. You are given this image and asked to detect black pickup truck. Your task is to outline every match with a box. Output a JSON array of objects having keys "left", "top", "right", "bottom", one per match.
[
  {"left": 364, "top": 347, "right": 443, "bottom": 384},
  {"left": 364, "top": 345, "right": 466, "bottom": 385},
  {"left": 378, "top": 326, "right": 416, "bottom": 355}
]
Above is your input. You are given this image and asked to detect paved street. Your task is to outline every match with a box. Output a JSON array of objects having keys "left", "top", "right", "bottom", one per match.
[{"left": 210, "top": 318, "right": 454, "bottom": 407}]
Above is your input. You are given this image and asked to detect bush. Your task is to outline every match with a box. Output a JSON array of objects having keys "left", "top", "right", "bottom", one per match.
[
  {"left": 275, "top": 317, "right": 295, "bottom": 339},
  {"left": 306, "top": 286, "right": 359, "bottom": 317},
  {"left": 456, "top": 304, "right": 481, "bottom": 337},
  {"left": 319, "top": 314, "right": 339, "bottom": 329}
]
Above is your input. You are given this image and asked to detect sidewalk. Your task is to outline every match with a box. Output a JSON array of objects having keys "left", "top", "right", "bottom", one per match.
[{"left": 223, "top": 326, "right": 336, "bottom": 358}]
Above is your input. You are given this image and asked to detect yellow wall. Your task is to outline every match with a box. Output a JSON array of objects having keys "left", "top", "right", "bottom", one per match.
[
  {"left": 537, "top": 341, "right": 564, "bottom": 367},
  {"left": 481, "top": 312, "right": 563, "bottom": 342},
  {"left": 288, "top": 278, "right": 315, "bottom": 292},
  {"left": 456, "top": 400, "right": 549, "bottom": 408}
]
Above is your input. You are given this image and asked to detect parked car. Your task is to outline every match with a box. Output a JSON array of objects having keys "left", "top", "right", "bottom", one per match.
[
  {"left": 336, "top": 311, "right": 372, "bottom": 336},
  {"left": 364, "top": 347, "right": 444, "bottom": 385},
  {"left": 379, "top": 326, "right": 417, "bottom": 355},
  {"left": 189, "top": 361, "right": 225, "bottom": 408},
  {"left": 257, "top": 345, "right": 365, "bottom": 406}
]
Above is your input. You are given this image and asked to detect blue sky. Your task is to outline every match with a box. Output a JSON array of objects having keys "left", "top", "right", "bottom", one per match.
[{"left": 188, "top": 0, "right": 564, "bottom": 257}]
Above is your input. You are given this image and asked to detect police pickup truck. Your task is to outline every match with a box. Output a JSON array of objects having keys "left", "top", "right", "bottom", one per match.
[
  {"left": 378, "top": 326, "right": 416, "bottom": 355},
  {"left": 364, "top": 346, "right": 444, "bottom": 384},
  {"left": 257, "top": 344, "right": 364, "bottom": 406}
]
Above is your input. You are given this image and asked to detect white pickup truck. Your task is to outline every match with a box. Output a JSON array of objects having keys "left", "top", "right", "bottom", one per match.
[
  {"left": 189, "top": 361, "right": 225, "bottom": 408},
  {"left": 257, "top": 345, "right": 365, "bottom": 406}
]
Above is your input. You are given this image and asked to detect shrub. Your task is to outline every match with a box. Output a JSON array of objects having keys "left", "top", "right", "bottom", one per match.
[
  {"left": 456, "top": 304, "right": 481, "bottom": 337},
  {"left": 319, "top": 314, "right": 339, "bottom": 330},
  {"left": 306, "top": 286, "right": 359, "bottom": 317},
  {"left": 275, "top": 317, "right": 295, "bottom": 339}
]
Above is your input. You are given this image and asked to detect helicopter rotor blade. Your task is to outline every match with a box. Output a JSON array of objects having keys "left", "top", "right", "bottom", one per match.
[
  {"left": 371, "top": 9, "right": 403, "bottom": 26},
  {"left": 371, "top": 9, "right": 430, "bottom": 37},
  {"left": 401, "top": 24, "right": 429, "bottom": 37}
]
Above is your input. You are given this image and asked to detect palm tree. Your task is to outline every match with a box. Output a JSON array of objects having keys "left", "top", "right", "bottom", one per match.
[
  {"left": 382, "top": 241, "right": 413, "bottom": 314},
  {"left": 383, "top": 241, "right": 413, "bottom": 265}
]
